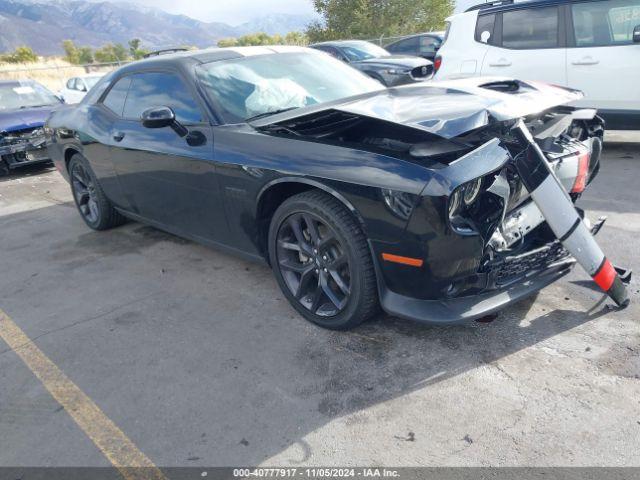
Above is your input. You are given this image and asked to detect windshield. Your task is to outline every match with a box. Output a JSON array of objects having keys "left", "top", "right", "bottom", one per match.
[
  {"left": 84, "top": 76, "right": 103, "bottom": 89},
  {"left": 340, "top": 42, "right": 390, "bottom": 61},
  {"left": 196, "top": 51, "right": 382, "bottom": 123},
  {"left": 0, "top": 81, "right": 60, "bottom": 110}
]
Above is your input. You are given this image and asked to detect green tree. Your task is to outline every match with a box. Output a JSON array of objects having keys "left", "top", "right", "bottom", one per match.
[
  {"left": 306, "top": 0, "right": 453, "bottom": 42},
  {"left": 217, "top": 31, "right": 308, "bottom": 48},
  {"left": 62, "top": 39, "right": 80, "bottom": 64},
  {"left": 62, "top": 40, "right": 94, "bottom": 64},
  {"left": 94, "top": 43, "right": 130, "bottom": 63},
  {"left": 217, "top": 38, "right": 239, "bottom": 47},
  {"left": 0, "top": 46, "right": 38, "bottom": 63},
  {"left": 78, "top": 46, "right": 94, "bottom": 64},
  {"left": 284, "top": 31, "right": 309, "bottom": 46},
  {"left": 113, "top": 43, "right": 129, "bottom": 61},
  {"left": 128, "top": 38, "right": 149, "bottom": 60},
  {"left": 236, "top": 32, "right": 275, "bottom": 46}
]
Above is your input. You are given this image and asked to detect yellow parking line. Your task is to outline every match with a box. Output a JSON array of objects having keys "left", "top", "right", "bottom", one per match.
[{"left": 0, "top": 308, "right": 166, "bottom": 480}]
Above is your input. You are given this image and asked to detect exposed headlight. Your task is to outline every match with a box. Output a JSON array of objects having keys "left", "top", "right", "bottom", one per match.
[
  {"left": 448, "top": 189, "right": 461, "bottom": 218},
  {"left": 463, "top": 178, "right": 482, "bottom": 205},
  {"left": 448, "top": 178, "right": 484, "bottom": 224}
]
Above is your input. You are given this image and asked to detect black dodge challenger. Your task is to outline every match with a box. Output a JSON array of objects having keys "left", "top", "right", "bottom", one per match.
[{"left": 45, "top": 46, "right": 605, "bottom": 330}]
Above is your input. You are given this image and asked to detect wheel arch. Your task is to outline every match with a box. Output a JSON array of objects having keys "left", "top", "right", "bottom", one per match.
[
  {"left": 63, "top": 146, "right": 82, "bottom": 173},
  {"left": 255, "top": 177, "right": 368, "bottom": 261}
]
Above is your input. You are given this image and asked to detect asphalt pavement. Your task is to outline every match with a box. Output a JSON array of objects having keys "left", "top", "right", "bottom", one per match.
[{"left": 0, "top": 132, "right": 638, "bottom": 468}]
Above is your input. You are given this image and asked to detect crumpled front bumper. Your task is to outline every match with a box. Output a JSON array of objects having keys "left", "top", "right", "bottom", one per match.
[
  {"left": 0, "top": 131, "right": 51, "bottom": 167},
  {"left": 377, "top": 217, "right": 606, "bottom": 324},
  {"left": 379, "top": 259, "right": 572, "bottom": 324}
]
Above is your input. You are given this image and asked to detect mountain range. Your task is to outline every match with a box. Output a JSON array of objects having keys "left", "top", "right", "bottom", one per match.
[{"left": 0, "top": 0, "right": 316, "bottom": 55}]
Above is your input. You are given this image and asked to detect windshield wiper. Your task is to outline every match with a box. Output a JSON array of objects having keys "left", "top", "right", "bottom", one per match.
[{"left": 245, "top": 107, "right": 299, "bottom": 122}]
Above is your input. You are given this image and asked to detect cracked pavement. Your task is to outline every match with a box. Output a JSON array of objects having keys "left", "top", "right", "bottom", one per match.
[{"left": 0, "top": 133, "right": 639, "bottom": 467}]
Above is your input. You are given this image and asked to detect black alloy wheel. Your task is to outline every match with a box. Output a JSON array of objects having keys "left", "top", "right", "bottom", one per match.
[
  {"left": 269, "top": 191, "right": 378, "bottom": 330},
  {"left": 71, "top": 161, "right": 100, "bottom": 225},
  {"left": 68, "top": 154, "right": 126, "bottom": 230},
  {"left": 276, "top": 212, "right": 351, "bottom": 317}
]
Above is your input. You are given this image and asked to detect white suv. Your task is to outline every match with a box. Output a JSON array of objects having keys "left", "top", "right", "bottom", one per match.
[{"left": 434, "top": 0, "right": 640, "bottom": 129}]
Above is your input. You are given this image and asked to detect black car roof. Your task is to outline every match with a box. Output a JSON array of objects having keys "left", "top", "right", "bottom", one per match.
[
  {"left": 113, "top": 48, "right": 240, "bottom": 74},
  {"left": 109, "top": 46, "right": 311, "bottom": 76},
  {"left": 467, "top": 0, "right": 604, "bottom": 13}
]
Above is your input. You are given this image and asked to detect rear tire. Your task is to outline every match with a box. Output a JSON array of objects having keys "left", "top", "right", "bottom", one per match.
[
  {"left": 268, "top": 190, "right": 378, "bottom": 330},
  {"left": 68, "top": 153, "right": 126, "bottom": 230}
]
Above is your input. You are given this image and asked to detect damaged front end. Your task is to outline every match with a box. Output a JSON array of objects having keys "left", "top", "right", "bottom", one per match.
[
  {"left": 380, "top": 109, "right": 606, "bottom": 322},
  {"left": 254, "top": 78, "right": 614, "bottom": 322},
  {"left": 0, "top": 126, "right": 51, "bottom": 173}
]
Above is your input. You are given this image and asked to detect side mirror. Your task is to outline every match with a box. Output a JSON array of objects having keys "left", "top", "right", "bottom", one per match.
[
  {"left": 633, "top": 25, "right": 640, "bottom": 43},
  {"left": 141, "top": 106, "right": 188, "bottom": 137}
]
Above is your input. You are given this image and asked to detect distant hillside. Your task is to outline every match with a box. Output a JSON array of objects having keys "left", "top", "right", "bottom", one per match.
[
  {"left": 0, "top": 0, "right": 316, "bottom": 55},
  {"left": 236, "top": 14, "right": 318, "bottom": 36}
]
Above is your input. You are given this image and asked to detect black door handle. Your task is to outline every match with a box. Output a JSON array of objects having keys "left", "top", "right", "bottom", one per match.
[{"left": 113, "top": 131, "right": 125, "bottom": 142}]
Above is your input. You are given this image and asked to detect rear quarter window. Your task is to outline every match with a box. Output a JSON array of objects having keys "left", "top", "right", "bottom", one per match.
[
  {"left": 101, "top": 76, "right": 132, "bottom": 116},
  {"left": 475, "top": 13, "right": 497, "bottom": 44},
  {"left": 502, "top": 6, "right": 559, "bottom": 49}
]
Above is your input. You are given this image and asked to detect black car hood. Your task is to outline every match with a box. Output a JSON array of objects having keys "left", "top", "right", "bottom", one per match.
[
  {"left": 351, "top": 55, "right": 430, "bottom": 69},
  {"left": 251, "top": 77, "right": 583, "bottom": 139}
]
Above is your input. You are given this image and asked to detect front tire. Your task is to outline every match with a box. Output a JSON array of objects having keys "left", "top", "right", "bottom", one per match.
[
  {"left": 68, "top": 153, "right": 125, "bottom": 230},
  {"left": 268, "top": 191, "right": 378, "bottom": 330}
]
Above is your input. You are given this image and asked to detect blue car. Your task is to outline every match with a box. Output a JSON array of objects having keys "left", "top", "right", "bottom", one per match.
[{"left": 0, "top": 79, "right": 63, "bottom": 176}]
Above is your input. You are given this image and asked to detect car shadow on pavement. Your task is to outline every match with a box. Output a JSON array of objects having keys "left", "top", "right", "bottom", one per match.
[
  {"left": 0, "top": 201, "right": 619, "bottom": 467},
  {"left": 0, "top": 163, "right": 56, "bottom": 184}
]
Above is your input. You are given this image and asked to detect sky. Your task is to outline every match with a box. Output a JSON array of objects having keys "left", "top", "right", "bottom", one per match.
[
  {"left": 123, "top": 0, "right": 319, "bottom": 25},
  {"left": 114, "top": 0, "right": 476, "bottom": 25}
]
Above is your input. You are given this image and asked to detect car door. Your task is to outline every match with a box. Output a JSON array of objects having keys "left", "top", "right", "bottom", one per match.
[
  {"left": 567, "top": 0, "right": 640, "bottom": 114},
  {"left": 481, "top": 5, "right": 567, "bottom": 85},
  {"left": 109, "top": 70, "right": 229, "bottom": 244}
]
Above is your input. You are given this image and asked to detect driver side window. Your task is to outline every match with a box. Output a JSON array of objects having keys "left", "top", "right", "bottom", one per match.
[{"left": 122, "top": 72, "right": 203, "bottom": 125}]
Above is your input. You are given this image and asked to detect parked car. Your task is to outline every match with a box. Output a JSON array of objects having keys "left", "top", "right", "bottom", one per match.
[
  {"left": 0, "top": 79, "right": 63, "bottom": 176},
  {"left": 434, "top": 0, "right": 640, "bottom": 129},
  {"left": 309, "top": 40, "right": 433, "bottom": 86},
  {"left": 385, "top": 32, "right": 445, "bottom": 60},
  {"left": 46, "top": 46, "right": 606, "bottom": 329},
  {"left": 59, "top": 74, "right": 104, "bottom": 104}
]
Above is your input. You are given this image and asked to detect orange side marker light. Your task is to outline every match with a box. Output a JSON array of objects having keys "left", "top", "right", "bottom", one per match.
[{"left": 381, "top": 253, "right": 424, "bottom": 267}]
